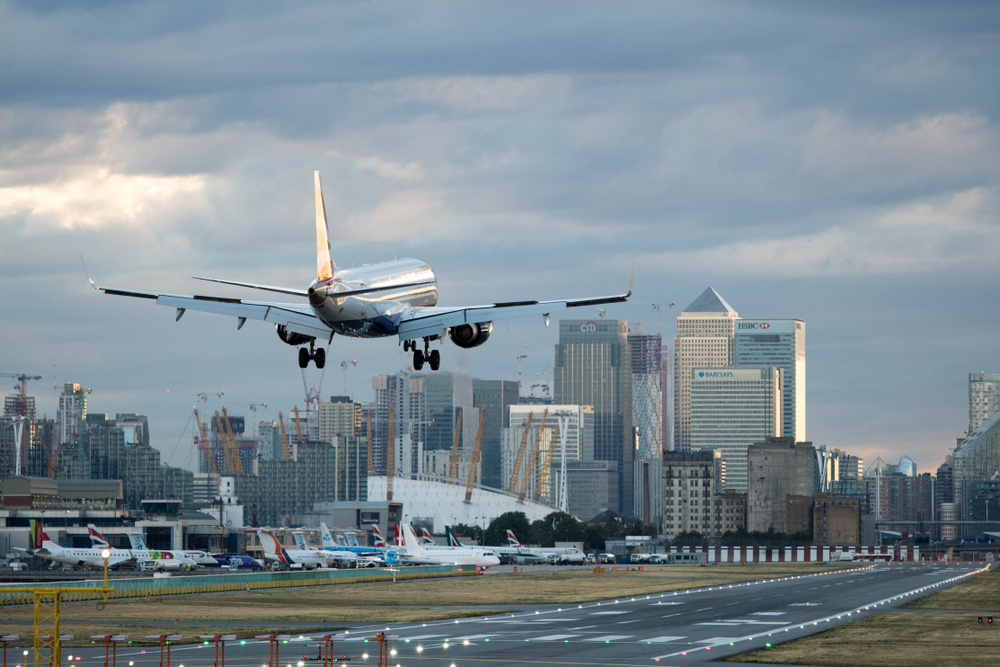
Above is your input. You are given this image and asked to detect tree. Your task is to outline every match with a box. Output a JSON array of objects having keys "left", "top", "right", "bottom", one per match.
[
  {"left": 450, "top": 523, "right": 481, "bottom": 544},
  {"left": 532, "top": 512, "right": 585, "bottom": 547},
  {"left": 483, "top": 511, "right": 532, "bottom": 547}
]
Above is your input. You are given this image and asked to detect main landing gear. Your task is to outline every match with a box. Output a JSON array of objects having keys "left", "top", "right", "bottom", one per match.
[
  {"left": 298, "top": 340, "right": 326, "bottom": 369},
  {"left": 404, "top": 338, "right": 440, "bottom": 371}
]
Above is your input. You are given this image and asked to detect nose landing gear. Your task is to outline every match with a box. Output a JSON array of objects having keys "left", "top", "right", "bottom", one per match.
[{"left": 298, "top": 341, "right": 326, "bottom": 369}]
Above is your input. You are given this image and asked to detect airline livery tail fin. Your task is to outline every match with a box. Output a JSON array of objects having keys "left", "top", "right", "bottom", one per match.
[
  {"left": 346, "top": 532, "right": 360, "bottom": 548},
  {"left": 394, "top": 524, "right": 402, "bottom": 547},
  {"left": 371, "top": 525, "right": 387, "bottom": 548},
  {"left": 445, "top": 526, "right": 464, "bottom": 547},
  {"left": 506, "top": 529, "right": 521, "bottom": 548},
  {"left": 258, "top": 531, "right": 289, "bottom": 563},
  {"left": 127, "top": 532, "right": 150, "bottom": 557},
  {"left": 420, "top": 528, "right": 436, "bottom": 546},
  {"left": 88, "top": 524, "right": 110, "bottom": 548},
  {"left": 293, "top": 532, "right": 310, "bottom": 551},
  {"left": 320, "top": 523, "right": 336, "bottom": 549},
  {"left": 314, "top": 171, "right": 336, "bottom": 281}
]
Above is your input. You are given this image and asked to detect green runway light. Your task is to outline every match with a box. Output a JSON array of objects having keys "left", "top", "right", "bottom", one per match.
[
  {"left": 203, "top": 642, "right": 209, "bottom": 645},
  {"left": 766, "top": 643, "right": 772, "bottom": 648},
  {"left": 240, "top": 641, "right": 246, "bottom": 645},
  {"left": 484, "top": 639, "right": 489, "bottom": 642},
  {"left": 404, "top": 640, "right": 410, "bottom": 643}
]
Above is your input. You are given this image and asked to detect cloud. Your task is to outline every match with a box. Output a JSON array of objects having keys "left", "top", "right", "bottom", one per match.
[
  {"left": 638, "top": 187, "right": 1000, "bottom": 277},
  {"left": 330, "top": 150, "right": 424, "bottom": 181}
]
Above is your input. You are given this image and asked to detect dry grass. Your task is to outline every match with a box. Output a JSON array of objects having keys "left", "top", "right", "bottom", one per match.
[
  {"left": 733, "top": 612, "right": 1000, "bottom": 667},
  {"left": 901, "top": 564, "right": 1000, "bottom": 611}
]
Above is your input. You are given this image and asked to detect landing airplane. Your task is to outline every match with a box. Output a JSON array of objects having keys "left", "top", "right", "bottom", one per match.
[{"left": 85, "top": 172, "right": 632, "bottom": 371}]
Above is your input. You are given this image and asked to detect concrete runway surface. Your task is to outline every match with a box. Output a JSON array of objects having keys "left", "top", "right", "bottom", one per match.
[{"left": 41, "top": 562, "right": 990, "bottom": 667}]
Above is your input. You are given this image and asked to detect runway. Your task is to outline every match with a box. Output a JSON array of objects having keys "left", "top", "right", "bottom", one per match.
[{"left": 54, "top": 562, "right": 989, "bottom": 667}]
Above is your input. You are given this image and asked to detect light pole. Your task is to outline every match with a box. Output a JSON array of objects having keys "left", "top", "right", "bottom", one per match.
[{"left": 101, "top": 549, "right": 110, "bottom": 590}]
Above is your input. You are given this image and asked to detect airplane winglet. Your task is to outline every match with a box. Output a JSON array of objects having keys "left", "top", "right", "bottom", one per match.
[
  {"left": 626, "top": 263, "right": 635, "bottom": 298},
  {"left": 81, "top": 255, "right": 97, "bottom": 289}
]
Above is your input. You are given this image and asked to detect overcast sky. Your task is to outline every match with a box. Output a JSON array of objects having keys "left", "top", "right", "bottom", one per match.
[{"left": 1, "top": 2, "right": 997, "bottom": 475}]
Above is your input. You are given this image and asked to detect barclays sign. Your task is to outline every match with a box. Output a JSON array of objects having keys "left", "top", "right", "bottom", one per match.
[{"left": 697, "top": 371, "right": 734, "bottom": 378}]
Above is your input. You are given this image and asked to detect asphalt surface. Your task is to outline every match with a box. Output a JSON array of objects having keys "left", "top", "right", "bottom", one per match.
[{"left": 23, "top": 561, "right": 992, "bottom": 667}]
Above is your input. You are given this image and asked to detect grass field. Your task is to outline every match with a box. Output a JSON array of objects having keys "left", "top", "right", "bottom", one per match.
[
  {"left": 733, "top": 564, "right": 1000, "bottom": 666},
  {"left": 732, "top": 612, "right": 1000, "bottom": 667},
  {"left": 901, "top": 563, "right": 999, "bottom": 611}
]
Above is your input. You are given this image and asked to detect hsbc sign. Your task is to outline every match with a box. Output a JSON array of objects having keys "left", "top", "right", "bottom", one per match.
[{"left": 738, "top": 322, "right": 771, "bottom": 330}]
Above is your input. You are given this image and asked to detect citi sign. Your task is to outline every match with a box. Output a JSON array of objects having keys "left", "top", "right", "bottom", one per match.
[
  {"left": 738, "top": 322, "right": 771, "bottom": 330},
  {"left": 698, "top": 371, "right": 734, "bottom": 378},
  {"left": 580, "top": 321, "right": 598, "bottom": 332}
]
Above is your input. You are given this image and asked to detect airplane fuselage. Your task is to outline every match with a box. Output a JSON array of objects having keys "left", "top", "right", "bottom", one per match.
[{"left": 308, "top": 259, "right": 437, "bottom": 338}]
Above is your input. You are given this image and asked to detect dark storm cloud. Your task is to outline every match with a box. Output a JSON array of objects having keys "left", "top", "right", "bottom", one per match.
[{"left": 1, "top": 1, "right": 998, "bottom": 473}]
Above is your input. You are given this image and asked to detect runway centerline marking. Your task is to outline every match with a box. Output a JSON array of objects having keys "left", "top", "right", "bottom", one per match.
[{"left": 584, "top": 634, "right": 633, "bottom": 642}]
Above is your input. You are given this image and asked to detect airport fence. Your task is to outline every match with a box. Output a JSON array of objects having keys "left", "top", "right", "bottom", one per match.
[{"left": 0, "top": 564, "right": 478, "bottom": 607}]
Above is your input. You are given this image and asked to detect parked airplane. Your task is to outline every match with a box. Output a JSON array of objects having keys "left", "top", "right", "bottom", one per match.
[
  {"left": 293, "top": 531, "right": 358, "bottom": 566},
  {"left": 18, "top": 521, "right": 133, "bottom": 570},
  {"left": 91, "top": 526, "right": 218, "bottom": 567},
  {"left": 319, "top": 523, "right": 379, "bottom": 556},
  {"left": 258, "top": 530, "right": 343, "bottom": 570},
  {"left": 128, "top": 533, "right": 197, "bottom": 571},
  {"left": 85, "top": 172, "right": 632, "bottom": 371},
  {"left": 371, "top": 525, "right": 388, "bottom": 548},
  {"left": 427, "top": 527, "right": 544, "bottom": 562},
  {"left": 393, "top": 524, "right": 500, "bottom": 568},
  {"left": 211, "top": 554, "right": 264, "bottom": 569},
  {"left": 506, "top": 529, "right": 583, "bottom": 558}
]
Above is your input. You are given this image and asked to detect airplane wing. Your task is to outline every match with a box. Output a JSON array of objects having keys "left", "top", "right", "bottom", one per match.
[
  {"left": 84, "top": 263, "right": 333, "bottom": 341},
  {"left": 396, "top": 267, "right": 633, "bottom": 342}
]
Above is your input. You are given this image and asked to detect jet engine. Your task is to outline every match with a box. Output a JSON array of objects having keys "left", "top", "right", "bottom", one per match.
[
  {"left": 275, "top": 324, "right": 314, "bottom": 347},
  {"left": 449, "top": 322, "right": 493, "bottom": 349}
]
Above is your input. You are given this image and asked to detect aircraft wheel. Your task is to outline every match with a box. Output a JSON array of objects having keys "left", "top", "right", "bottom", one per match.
[
  {"left": 413, "top": 349, "right": 425, "bottom": 371},
  {"left": 314, "top": 348, "right": 326, "bottom": 369},
  {"left": 429, "top": 349, "right": 440, "bottom": 371},
  {"left": 298, "top": 347, "right": 310, "bottom": 368}
]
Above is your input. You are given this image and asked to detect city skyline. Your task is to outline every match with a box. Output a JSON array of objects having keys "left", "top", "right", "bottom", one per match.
[{"left": 2, "top": 4, "right": 998, "bottom": 478}]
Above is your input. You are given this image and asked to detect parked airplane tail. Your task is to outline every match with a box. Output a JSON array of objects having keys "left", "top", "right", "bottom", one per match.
[
  {"left": 293, "top": 532, "right": 310, "bottom": 551},
  {"left": 320, "top": 523, "right": 336, "bottom": 549},
  {"left": 127, "top": 532, "right": 151, "bottom": 557},
  {"left": 420, "top": 527, "right": 436, "bottom": 546},
  {"left": 394, "top": 524, "right": 402, "bottom": 547},
  {"left": 445, "top": 526, "right": 464, "bottom": 547},
  {"left": 314, "top": 171, "right": 336, "bottom": 281},
  {"left": 506, "top": 529, "right": 521, "bottom": 548},
  {"left": 88, "top": 524, "right": 110, "bottom": 547},
  {"left": 371, "top": 525, "right": 387, "bottom": 548},
  {"left": 259, "top": 531, "right": 290, "bottom": 564},
  {"left": 401, "top": 524, "right": 425, "bottom": 553},
  {"left": 346, "top": 532, "right": 360, "bottom": 548}
]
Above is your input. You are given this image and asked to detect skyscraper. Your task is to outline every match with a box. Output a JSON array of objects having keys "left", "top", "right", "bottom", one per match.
[
  {"left": 629, "top": 330, "right": 663, "bottom": 522},
  {"left": 690, "top": 366, "right": 783, "bottom": 493},
  {"left": 553, "top": 319, "right": 633, "bottom": 514},
  {"left": 57, "top": 383, "right": 89, "bottom": 446},
  {"left": 472, "top": 379, "right": 519, "bottom": 489},
  {"left": 735, "top": 319, "right": 806, "bottom": 442},
  {"left": 969, "top": 372, "right": 1000, "bottom": 433},
  {"left": 674, "top": 288, "right": 739, "bottom": 452}
]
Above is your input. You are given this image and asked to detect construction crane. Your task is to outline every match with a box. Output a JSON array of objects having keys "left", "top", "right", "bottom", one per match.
[
  {"left": 213, "top": 410, "right": 238, "bottom": 475},
  {"left": 221, "top": 407, "right": 245, "bottom": 475},
  {"left": 386, "top": 404, "right": 395, "bottom": 502},
  {"left": 533, "top": 423, "right": 559, "bottom": 503},
  {"left": 463, "top": 405, "right": 486, "bottom": 504},
  {"left": 518, "top": 408, "right": 548, "bottom": 503},
  {"left": 1, "top": 374, "right": 44, "bottom": 476},
  {"left": 293, "top": 404, "right": 304, "bottom": 443},
  {"left": 192, "top": 408, "right": 219, "bottom": 475},
  {"left": 446, "top": 409, "right": 463, "bottom": 484},
  {"left": 507, "top": 412, "right": 533, "bottom": 494},
  {"left": 277, "top": 411, "right": 292, "bottom": 461}
]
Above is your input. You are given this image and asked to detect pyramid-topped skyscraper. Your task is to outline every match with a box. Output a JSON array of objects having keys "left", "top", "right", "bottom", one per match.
[{"left": 673, "top": 287, "right": 740, "bottom": 452}]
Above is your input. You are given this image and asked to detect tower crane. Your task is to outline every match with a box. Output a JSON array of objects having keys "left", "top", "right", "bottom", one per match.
[
  {"left": 533, "top": 423, "right": 560, "bottom": 503},
  {"left": 518, "top": 408, "right": 548, "bottom": 503},
  {"left": 1, "top": 373, "right": 50, "bottom": 477},
  {"left": 277, "top": 411, "right": 292, "bottom": 461},
  {"left": 213, "top": 409, "right": 238, "bottom": 475},
  {"left": 507, "top": 412, "right": 533, "bottom": 494},
  {"left": 463, "top": 405, "right": 485, "bottom": 504},
  {"left": 338, "top": 360, "right": 357, "bottom": 396},
  {"left": 221, "top": 406, "right": 245, "bottom": 475},
  {"left": 446, "top": 409, "right": 464, "bottom": 484},
  {"left": 193, "top": 408, "right": 220, "bottom": 492}
]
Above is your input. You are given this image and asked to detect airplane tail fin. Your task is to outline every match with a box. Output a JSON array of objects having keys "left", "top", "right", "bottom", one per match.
[
  {"left": 127, "top": 532, "right": 150, "bottom": 557},
  {"left": 320, "top": 523, "right": 336, "bottom": 549},
  {"left": 346, "top": 532, "right": 360, "bottom": 548},
  {"left": 446, "top": 526, "right": 464, "bottom": 547},
  {"left": 394, "top": 524, "right": 402, "bottom": 547},
  {"left": 507, "top": 529, "right": 521, "bottom": 548},
  {"left": 259, "top": 531, "right": 289, "bottom": 563},
  {"left": 401, "top": 524, "right": 424, "bottom": 553},
  {"left": 88, "top": 524, "right": 110, "bottom": 548},
  {"left": 371, "top": 525, "right": 387, "bottom": 548},
  {"left": 293, "top": 532, "right": 310, "bottom": 551},
  {"left": 421, "top": 528, "right": 436, "bottom": 546},
  {"left": 314, "top": 171, "right": 336, "bottom": 281}
]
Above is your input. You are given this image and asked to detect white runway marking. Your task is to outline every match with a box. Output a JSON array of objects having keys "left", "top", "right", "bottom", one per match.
[
  {"left": 532, "top": 634, "right": 579, "bottom": 642},
  {"left": 584, "top": 634, "right": 633, "bottom": 642},
  {"left": 590, "top": 610, "right": 628, "bottom": 615},
  {"left": 752, "top": 612, "right": 786, "bottom": 616},
  {"left": 640, "top": 636, "right": 687, "bottom": 643},
  {"left": 401, "top": 634, "right": 445, "bottom": 640}
]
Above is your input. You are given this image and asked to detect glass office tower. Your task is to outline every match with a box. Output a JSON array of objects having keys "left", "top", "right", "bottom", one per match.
[{"left": 735, "top": 319, "right": 806, "bottom": 442}]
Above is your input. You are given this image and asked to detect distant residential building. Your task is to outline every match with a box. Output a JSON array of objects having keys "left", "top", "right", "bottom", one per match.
[
  {"left": 812, "top": 494, "right": 860, "bottom": 545},
  {"left": 57, "top": 383, "right": 89, "bottom": 446},
  {"left": 318, "top": 397, "right": 360, "bottom": 443},
  {"left": 674, "top": 288, "right": 739, "bottom": 454},
  {"left": 735, "top": 319, "right": 805, "bottom": 442},
  {"left": 690, "top": 367, "right": 783, "bottom": 493},
  {"left": 969, "top": 372, "right": 1000, "bottom": 433},
  {"left": 472, "top": 379, "right": 519, "bottom": 489},
  {"left": 951, "top": 411, "right": 1000, "bottom": 534},
  {"left": 836, "top": 451, "right": 864, "bottom": 481},
  {"left": 662, "top": 451, "right": 744, "bottom": 539},
  {"left": 554, "top": 319, "right": 634, "bottom": 514},
  {"left": 746, "top": 437, "right": 815, "bottom": 533}
]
